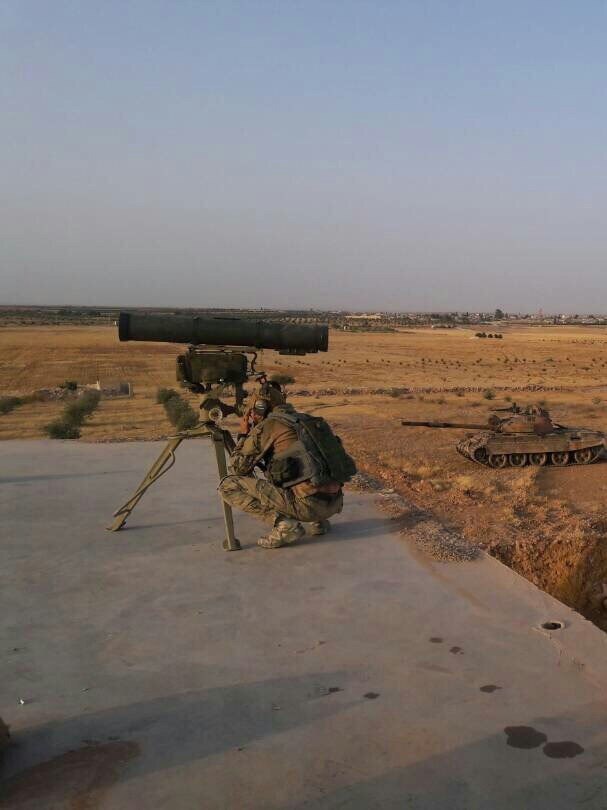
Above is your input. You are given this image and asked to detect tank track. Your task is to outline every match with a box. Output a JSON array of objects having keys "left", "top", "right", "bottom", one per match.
[
  {"left": 456, "top": 435, "right": 603, "bottom": 467},
  {"left": 456, "top": 432, "right": 493, "bottom": 465}
]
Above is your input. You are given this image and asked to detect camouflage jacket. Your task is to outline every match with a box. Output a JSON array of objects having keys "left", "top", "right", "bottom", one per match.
[
  {"left": 230, "top": 406, "right": 298, "bottom": 477},
  {"left": 230, "top": 405, "right": 341, "bottom": 496}
]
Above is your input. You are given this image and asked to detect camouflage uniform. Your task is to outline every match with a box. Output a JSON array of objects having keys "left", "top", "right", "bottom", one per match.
[{"left": 218, "top": 405, "right": 343, "bottom": 538}]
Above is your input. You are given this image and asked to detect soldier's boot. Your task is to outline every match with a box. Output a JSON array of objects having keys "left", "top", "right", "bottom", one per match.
[
  {"left": 307, "top": 520, "right": 331, "bottom": 536},
  {"left": 258, "top": 518, "right": 305, "bottom": 549}
]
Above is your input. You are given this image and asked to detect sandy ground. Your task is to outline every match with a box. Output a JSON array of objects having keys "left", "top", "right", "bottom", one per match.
[{"left": 2, "top": 323, "right": 607, "bottom": 629}]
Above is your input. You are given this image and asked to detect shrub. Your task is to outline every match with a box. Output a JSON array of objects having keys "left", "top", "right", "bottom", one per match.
[
  {"left": 44, "top": 420, "right": 81, "bottom": 439},
  {"left": 63, "top": 402, "right": 84, "bottom": 424},
  {"left": 64, "top": 391, "right": 101, "bottom": 425},
  {"left": 81, "top": 389, "right": 101, "bottom": 409},
  {"left": 46, "top": 389, "right": 101, "bottom": 439},
  {"left": 160, "top": 390, "right": 199, "bottom": 430},
  {"left": 270, "top": 373, "right": 295, "bottom": 385},
  {"left": 60, "top": 380, "right": 78, "bottom": 391},
  {"left": 1, "top": 390, "right": 60, "bottom": 416},
  {"left": 165, "top": 396, "right": 185, "bottom": 422},
  {"left": 175, "top": 410, "right": 199, "bottom": 430},
  {"left": 592, "top": 396, "right": 601, "bottom": 405},
  {"left": 156, "top": 387, "right": 179, "bottom": 404},
  {"left": 483, "top": 389, "right": 496, "bottom": 400},
  {"left": 0, "top": 396, "right": 23, "bottom": 415}
]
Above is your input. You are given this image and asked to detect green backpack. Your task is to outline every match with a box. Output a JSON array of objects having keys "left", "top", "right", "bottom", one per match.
[{"left": 268, "top": 410, "right": 357, "bottom": 488}]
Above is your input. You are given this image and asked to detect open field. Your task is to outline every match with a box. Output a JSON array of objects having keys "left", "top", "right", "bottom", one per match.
[{"left": 3, "top": 323, "right": 607, "bottom": 629}]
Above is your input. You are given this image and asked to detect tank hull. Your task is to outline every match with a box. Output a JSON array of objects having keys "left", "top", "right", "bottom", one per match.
[{"left": 457, "top": 427, "right": 605, "bottom": 467}]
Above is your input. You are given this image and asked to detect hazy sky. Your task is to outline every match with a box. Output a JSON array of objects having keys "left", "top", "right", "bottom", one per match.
[{"left": 2, "top": 1, "right": 606, "bottom": 312}]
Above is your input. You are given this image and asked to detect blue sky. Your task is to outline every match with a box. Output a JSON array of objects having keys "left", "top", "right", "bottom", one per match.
[{"left": 1, "top": 1, "right": 606, "bottom": 311}]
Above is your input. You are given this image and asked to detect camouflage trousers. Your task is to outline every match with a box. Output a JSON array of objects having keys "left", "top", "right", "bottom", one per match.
[{"left": 218, "top": 474, "right": 343, "bottom": 525}]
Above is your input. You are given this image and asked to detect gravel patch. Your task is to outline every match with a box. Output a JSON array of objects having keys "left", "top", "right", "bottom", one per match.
[
  {"left": 350, "top": 474, "right": 479, "bottom": 562},
  {"left": 349, "top": 472, "right": 383, "bottom": 492},
  {"left": 407, "top": 518, "right": 479, "bottom": 562}
]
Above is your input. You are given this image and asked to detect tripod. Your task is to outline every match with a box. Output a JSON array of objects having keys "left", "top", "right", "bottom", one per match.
[{"left": 106, "top": 421, "right": 241, "bottom": 551}]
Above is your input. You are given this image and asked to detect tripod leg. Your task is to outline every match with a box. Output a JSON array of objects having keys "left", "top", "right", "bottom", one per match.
[
  {"left": 106, "top": 436, "right": 183, "bottom": 531},
  {"left": 212, "top": 432, "right": 241, "bottom": 551}
]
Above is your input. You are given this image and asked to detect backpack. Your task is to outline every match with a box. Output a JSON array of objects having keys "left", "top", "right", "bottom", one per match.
[{"left": 267, "top": 410, "right": 357, "bottom": 488}]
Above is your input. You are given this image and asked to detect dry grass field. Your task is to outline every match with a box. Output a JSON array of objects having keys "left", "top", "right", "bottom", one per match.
[{"left": 3, "top": 322, "right": 607, "bottom": 629}]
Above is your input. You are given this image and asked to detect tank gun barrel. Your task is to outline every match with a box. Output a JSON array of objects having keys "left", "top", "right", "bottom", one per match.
[{"left": 401, "top": 420, "right": 491, "bottom": 430}]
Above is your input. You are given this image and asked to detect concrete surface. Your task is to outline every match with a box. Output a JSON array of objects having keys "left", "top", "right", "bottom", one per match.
[{"left": 2, "top": 439, "right": 607, "bottom": 809}]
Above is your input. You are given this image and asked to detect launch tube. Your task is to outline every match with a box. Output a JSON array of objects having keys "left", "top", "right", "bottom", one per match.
[{"left": 118, "top": 312, "right": 328, "bottom": 353}]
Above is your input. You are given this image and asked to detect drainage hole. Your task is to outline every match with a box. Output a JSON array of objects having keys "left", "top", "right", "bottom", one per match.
[{"left": 542, "top": 621, "right": 563, "bottom": 631}]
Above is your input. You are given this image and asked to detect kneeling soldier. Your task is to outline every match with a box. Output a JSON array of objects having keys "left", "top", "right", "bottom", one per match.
[{"left": 219, "top": 382, "right": 356, "bottom": 548}]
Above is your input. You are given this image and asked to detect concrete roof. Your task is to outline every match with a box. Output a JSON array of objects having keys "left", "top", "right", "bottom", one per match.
[{"left": 1, "top": 440, "right": 607, "bottom": 808}]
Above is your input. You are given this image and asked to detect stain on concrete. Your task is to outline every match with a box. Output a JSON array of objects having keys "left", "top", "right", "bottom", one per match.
[
  {"left": 363, "top": 692, "right": 380, "bottom": 700},
  {"left": 295, "top": 640, "right": 326, "bottom": 654},
  {"left": 416, "top": 663, "right": 453, "bottom": 675},
  {"left": 504, "top": 726, "right": 547, "bottom": 749},
  {"left": 480, "top": 685, "right": 502, "bottom": 693},
  {"left": 0, "top": 740, "right": 139, "bottom": 809},
  {"left": 449, "top": 646, "right": 464, "bottom": 655},
  {"left": 543, "top": 741, "right": 584, "bottom": 759},
  {"left": 429, "top": 637, "right": 443, "bottom": 643},
  {"left": 311, "top": 685, "right": 342, "bottom": 698}
]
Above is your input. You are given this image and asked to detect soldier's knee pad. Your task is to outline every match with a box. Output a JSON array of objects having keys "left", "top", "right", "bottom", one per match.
[{"left": 218, "top": 475, "right": 240, "bottom": 496}]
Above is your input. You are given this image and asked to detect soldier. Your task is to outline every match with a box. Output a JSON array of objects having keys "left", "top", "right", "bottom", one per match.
[{"left": 218, "top": 382, "right": 356, "bottom": 548}]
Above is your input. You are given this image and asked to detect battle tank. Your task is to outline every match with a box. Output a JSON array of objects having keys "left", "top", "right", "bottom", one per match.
[{"left": 401, "top": 404, "right": 605, "bottom": 468}]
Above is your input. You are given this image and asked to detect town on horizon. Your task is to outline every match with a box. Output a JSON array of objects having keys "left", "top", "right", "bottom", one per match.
[{"left": 1, "top": 304, "right": 607, "bottom": 328}]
